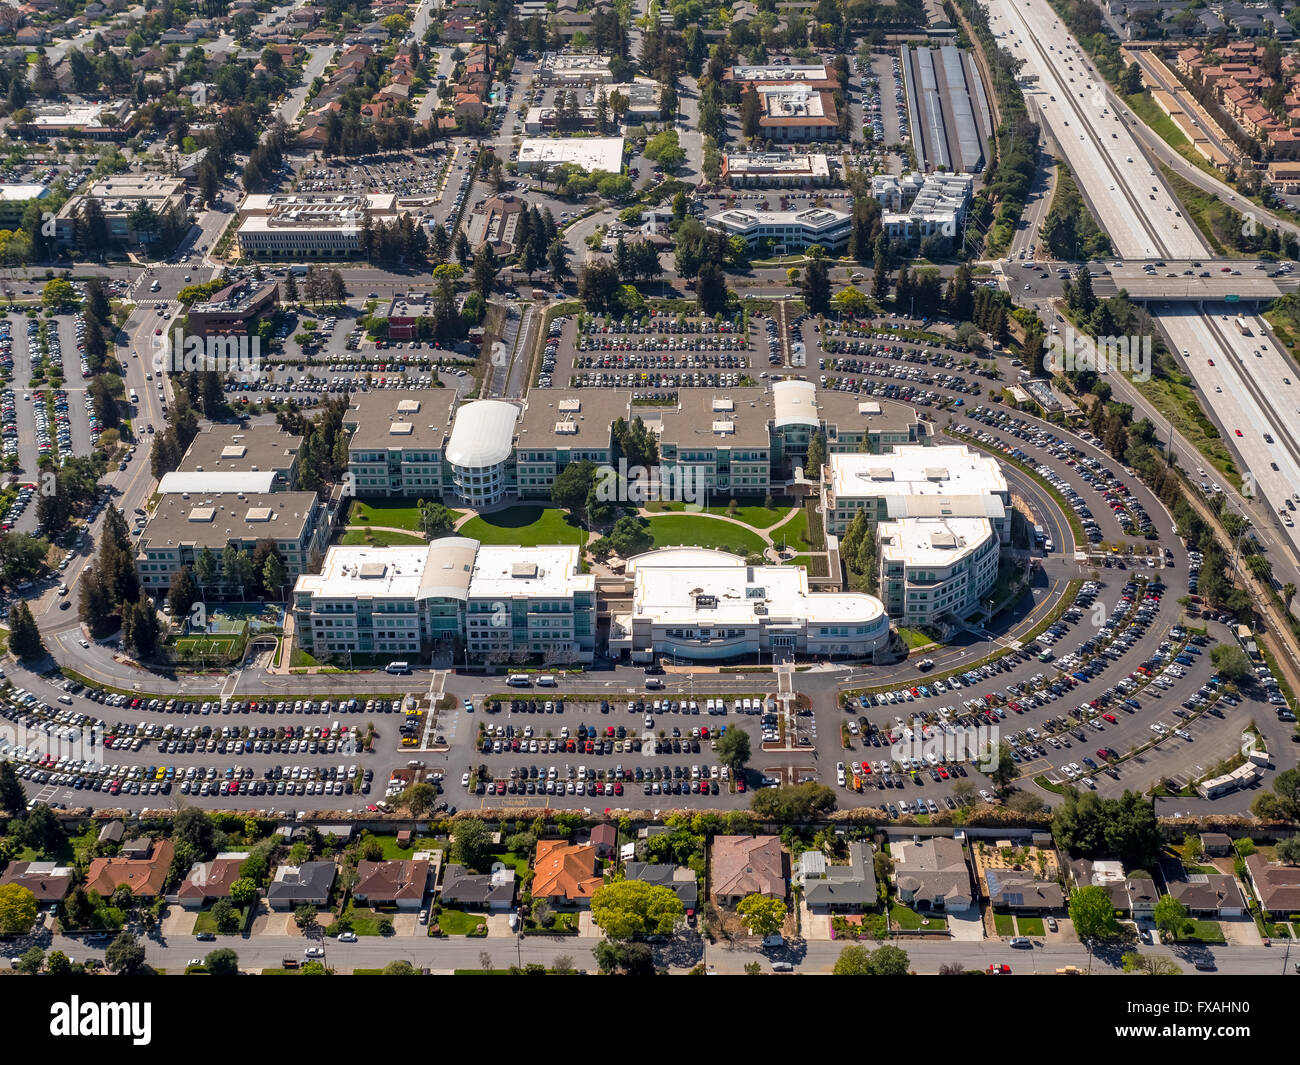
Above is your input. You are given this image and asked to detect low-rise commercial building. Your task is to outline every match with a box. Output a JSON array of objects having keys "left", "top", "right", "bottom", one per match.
[
  {"left": 609, "top": 548, "right": 890, "bottom": 661},
  {"left": 769, "top": 381, "right": 921, "bottom": 471},
  {"left": 871, "top": 172, "right": 972, "bottom": 244},
  {"left": 136, "top": 491, "right": 331, "bottom": 595},
  {"left": 186, "top": 280, "right": 279, "bottom": 337},
  {"left": 750, "top": 83, "right": 841, "bottom": 142},
  {"left": 20, "top": 99, "right": 134, "bottom": 139},
  {"left": 236, "top": 192, "right": 401, "bottom": 259},
  {"left": 721, "top": 151, "right": 830, "bottom": 186},
  {"left": 706, "top": 206, "right": 851, "bottom": 253},
  {"left": 514, "top": 390, "right": 625, "bottom": 499},
  {"left": 291, "top": 538, "right": 596, "bottom": 663},
  {"left": 175, "top": 423, "right": 302, "bottom": 489},
  {"left": 516, "top": 136, "right": 624, "bottom": 175},
  {"left": 878, "top": 516, "right": 999, "bottom": 627},
  {"left": 344, "top": 390, "right": 458, "bottom": 497},
  {"left": 0, "top": 184, "right": 48, "bottom": 228},
  {"left": 55, "top": 175, "right": 189, "bottom": 250},
  {"left": 444, "top": 399, "right": 521, "bottom": 506}
]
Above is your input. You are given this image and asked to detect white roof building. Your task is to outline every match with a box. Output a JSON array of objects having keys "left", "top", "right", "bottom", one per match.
[
  {"left": 157, "top": 471, "right": 279, "bottom": 495},
  {"left": 516, "top": 137, "right": 625, "bottom": 174},
  {"left": 445, "top": 400, "right": 519, "bottom": 469},
  {"left": 609, "top": 548, "right": 889, "bottom": 661},
  {"left": 771, "top": 378, "right": 820, "bottom": 429},
  {"left": 706, "top": 206, "right": 851, "bottom": 252}
]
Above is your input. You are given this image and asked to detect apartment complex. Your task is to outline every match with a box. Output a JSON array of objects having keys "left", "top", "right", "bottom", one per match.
[
  {"left": 1176, "top": 41, "right": 1300, "bottom": 160},
  {"left": 236, "top": 193, "right": 403, "bottom": 259},
  {"left": 291, "top": 538, "right": 596, "bottom": 663}
]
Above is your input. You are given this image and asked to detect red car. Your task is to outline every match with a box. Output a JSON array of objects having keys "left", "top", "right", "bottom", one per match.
[
  {"left": 1235, "top": 429, "right": 1243, "bottom": 437},
  {"left": 736, "top": 779, "right": 746, "bottom": 793},
  {"left": 938, "top": 766, "right": 949, "bottom": 779},
  {"left": 988, "top": 964, "right": 1011, "bottom": 974},
  {"left": 1101, "top": 713, "right": 1118, "bottom": 724}
]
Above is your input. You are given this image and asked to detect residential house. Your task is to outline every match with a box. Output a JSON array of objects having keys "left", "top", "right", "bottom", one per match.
[
  {"left": 532, "top": 840, "right": 602, "bottom": 906},
  {"left": 711, "top": 835, "right": 786, "bottom": 906},
  {"left": 439, "top": 863, "right": 516, "bottom": 911},
  {"left": 624, "top": 862, "right": 700, "bottom": 910},
  {"left": 1200, "top": 833, "right": 1234, "bottom": 857},
  {"left": 1169, "top": 874, "right": 1246, "bottom": 918},
  {"left": 1244, "top": 853, "right": 1300, "bottom": 915},
  {"left": 84, "top": 839, "right": 175, "bottom": 900},
  {"left": 97, "top": 820, "right": 125, "bottom": 845},
  {"left": 175, "top": 852, "right": 251, "bottom": 908},
  {"left": 892, "top": 837, "right": 973, "bottom": 913},
  {"left": 589, "top": 824, "right": 617, "bottom": 859},
  {"left": 0, "top": 861, "right": 74, "bottom": 902},
  {"left": 353, "top": 859, "right": 432, "bottom": 909},
  {"left": 266, "top": 862, "right": 338, "bottom": 909},
  {"left": 799, "top": 842, "right": 878, "bottom": 913},
  {"left": 984, "top": 866, "right": 1064, "bottom": 913}
]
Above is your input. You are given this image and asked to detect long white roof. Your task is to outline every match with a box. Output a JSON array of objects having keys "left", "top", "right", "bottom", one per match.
[
  {"left": 158, "top": 471, "right": 278, "bottom": 495},
  {"left": 445, "top": 400, "right": 519, "bottom": 468},
  {"left": 772, "top": 378, "right": 819, "bottom": 429}
]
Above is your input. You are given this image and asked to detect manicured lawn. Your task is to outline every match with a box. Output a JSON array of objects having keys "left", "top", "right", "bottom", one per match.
[
  {"left": 489, "top": 851, "right": 531, "bottom": 879},
  {"left": 646, "top": 500, "right": 794, "bottom": 528},
  {"left": 436, "top": 909, "right": 487, "bottom": 935},
  {"left": 897, "top": 627, "right": 934, "bottom": 649},
  {"left": 1017, "top": 916, "right": 1045, "bottom": 936},
  {"left": 994, "top": 912, "right": 1015, "bottom": 936},
  {"left": 290, "top": 646, "right": 320, "bottom": 668},
  {"left": 366, "top": 833, "right": 444, "bottom": 859},
  {"left": 338, "top": 905, "right": 390, "bottom": 936},
  {"left": 891, "top": 903, "right": 947, "bottom": 931},
  {"left": 771, "top": 506, "right": 811, "bottom": 549},
  {"left": 346, "top": 499, "right": 423, "bottom": 530},
  {"left": 340, "top": 528, "right": 427, "bottom": 546},
  {"left": 459, "top": 506, "right": 586, "bottom": 546},
  {"left": 644, "top": 513, "right": 766, "bottom": 556},
  {"left": 785, "top": 553, "right": 829, "bottom": 577},
  {"left": 1174, "top": 919, "right": 1226, "bottom": 944},
  {"left": 193, "top": 906, "right": 249, "bottom": 936}
]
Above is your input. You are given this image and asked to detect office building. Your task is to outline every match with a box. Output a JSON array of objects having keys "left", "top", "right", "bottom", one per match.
[
  {"left": 55, "top": 176, "right": 188, "bottom": 249},
  {"left": 236, "top": 192, "right": 401, "bottom": 259},
  {"left": 608, "top": 547, "right": 890, "bottom": 661},
  {"left": 344, "top": 390, "right": 459, "bottom": 497},
  {"left": 721, "top": 152, "right": 830, "bottom": 186},
  {"left": 871, "top": 171, "right": 973, "bottom": 244},
  {"left": 706, "top": 205, "right": 851, "bottom": 253},
  {"left": 877, "top": 516, "right": 999, "bottom": 626}
]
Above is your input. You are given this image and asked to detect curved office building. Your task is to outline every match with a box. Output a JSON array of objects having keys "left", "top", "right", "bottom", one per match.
[
  {"left": 610, "top": 547, "right": 890, "bottom": 661},
  {"left": 445, "top": 399, "right": 519, "bottom": 506}
]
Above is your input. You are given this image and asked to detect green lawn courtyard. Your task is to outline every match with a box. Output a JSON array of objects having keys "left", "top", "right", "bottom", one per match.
[
  {"left": 644, "top": 513, "right": 766, "bottom": 555},
  {"left": 459, "top": 506, "right": 587, "bottom": 546},
  {"left": 346, "top": 499, "right": 426, "bottom": 531},
  {"left": 891, "top": 903, "right": 947, "bottom": 931},
  {"left": 339, "top": 528, "right": 427, "bottom": 546}
]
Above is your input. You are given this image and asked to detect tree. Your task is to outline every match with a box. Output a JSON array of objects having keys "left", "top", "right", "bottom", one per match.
[
  {"left": 714, "top": 726, "right": 751, "bottom": 774},
  {"left": 301, "top": 961, "right": 327, "bottom": 975},
  {"left": 104, "top": 932, "right": 148, "bottom": 975},
  {"left": 1209, "top": 643, "right": 1251, "bottom": 682},
  {"left": 988, "top": 741, "right": 1018, "bottom": 793},
  {"left": 382, "top": 959, "right": 418, "bottom": 974},
  {"left": 417, "top": 500, "right": 455, "bottom": 538},
  {"left": 400, "top": 781, "right": 438, "bottom": 830},
  {"left": 229, "top": 878, "right": 258, "bottom": 908},
  {"left": 1068, "top": 884, "right": 1122, "bottom": 942},
  {"left": 0, "top": 762, "right": 26, "bottom": 815},
  {"left": 1122, "top": 951, "right": 1181, "bottom": 975},
  {"left": 801, "top": 257, "right": 831, "bottom": 315},
  {"left": 0, "top": 884, "right": 38, "bottom": 935},
  {"left": 46, "top": 950, "right": 71, "bottom": 975},
  {"left": 7, "top": 600, "right": 44, "bottom": 658},
  {"left": 865, "top": 944, "right": 911, "bottom": 975},
  {"left": 166, "top": 565, "right": 199, "bottom": 621},
  {"left": 1275, "top": 835, "right": 1300, "bottom": 865},
  {"left": 834, "top": 286, "right": 870, "bottom": 317},
  {"left": 833, "top": 944, "right": 871, "bottom": 974},
  {"left": 735, "top": 893, "right": 786, "bottom": 937},
  {"left": 590, "top": 879, "right": 685, "bottom": 938},
  {"left": 294, "top": 905, "right": 318, "bottom": 933},
  {"left": 1153, "top": 894, "right": 1189, "bottom": 937},
  {"left": 16, "top": 946, "right": 45, "bottom": 975},
  {"left": 42, "top": 278, "right": 76, "bottom": 307},
  {"left": 750, "top": 782, "right": 836, "bottom": 822},
  {"left": 210, "top": 898, "right": 239, "bottom": 933},
  {"left": 806, "top": 431, "right": 826, "bottom": 477},
  {"left": 204, "top": 948, "right": 240, "bottom": 975},
  {"left": 547, "top": 239, "right": 571, "bottom": 284},
  {"left": 696, "top": 262, "right": 728, "bottom": 315},
  {"left": 450, "top": 818, "right": 493, "bottom": 871},
  {"left": 552, "top": 459, "right": 598, "bottom": 518}
]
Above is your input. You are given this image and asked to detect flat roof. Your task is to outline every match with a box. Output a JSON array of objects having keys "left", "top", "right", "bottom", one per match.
[
  {"left": 816, "top": 391, "right": 919, "bottom": 433},
  {"left": 658, "top": 389, "right": 772, "bottom": 450},
  {"left": 0, "top": 184, "right": 48, "bottom": 202},
  {"left": 828, "top": 445, "right": 1007, "bottom": 500},
  {"left": 708, "top": 206, "right": 851, "bottom": 232},
  {"left": 469, "top": 544, "right": 594, "bottom": 599},
  {"left": 724, "top": 152, "right": 830, "bottom": 178},
  {"left": 445, "top": 399, "right": 520, "bottom": 468},
  {"left": 158, "top": 471, "right": 278, "bottom": 495},
  {"left": 517, "top": 390, "right": 629, "bottom": 448},
  {"left": 178, "top": 423, "right": 302, "bottom": 474},
  {"left": 628, "top": 550, "right": 886, "bottom": 627},
  {"left": 516, "top": 137, "right": 624, "bottom": 174},
  {"left": 344, "top": 389, "right": 458, "bottom": 452},
  {"left": 293, "top": 538, "right": 479, "bottom": 602},
  {"left": 878, "top": 516, "right": 995, "bottom": 567},
  {"left": 139, "top": 491, "right": 318, "bottom": 550}
]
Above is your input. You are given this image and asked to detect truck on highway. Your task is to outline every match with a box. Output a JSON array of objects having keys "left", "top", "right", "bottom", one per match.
[
  {"left": 1235, "top": 316, "right": 1250, "bottom": 335},
  {"left": 128, "top": 388, "right": 138, "bottom": 404}
]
